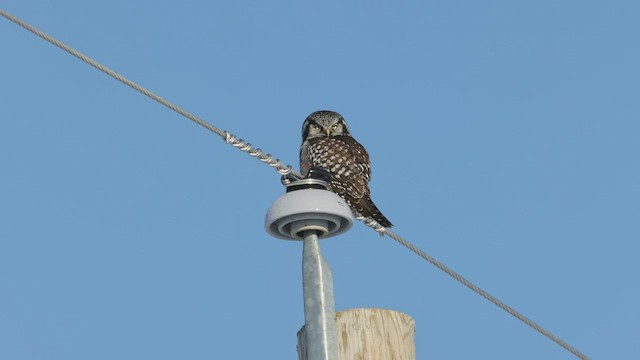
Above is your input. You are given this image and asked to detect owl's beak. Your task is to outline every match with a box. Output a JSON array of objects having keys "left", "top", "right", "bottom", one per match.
[{"left": 326, "top": 128, "right": 331, "bottom": 137}]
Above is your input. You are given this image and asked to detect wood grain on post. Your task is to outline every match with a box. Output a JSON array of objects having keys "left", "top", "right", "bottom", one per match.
[{"left": 298, "top": 308, "right": 416, "bottom": 360}]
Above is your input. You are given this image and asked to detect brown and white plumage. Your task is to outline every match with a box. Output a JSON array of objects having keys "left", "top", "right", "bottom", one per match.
[{"left": 300, "top": 110, "right": 393, "bottom": 228}]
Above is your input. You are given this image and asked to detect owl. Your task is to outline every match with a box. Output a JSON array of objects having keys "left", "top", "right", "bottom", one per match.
[{"left": 300, "top": 110, "right": 393, "bottom": 228}]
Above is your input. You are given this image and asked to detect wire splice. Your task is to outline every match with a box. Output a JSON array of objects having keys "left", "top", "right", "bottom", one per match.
[
  {"left": 356, "top": 215, "right": 388, "bottom": 235},
  {"left": 223, "top": 131, "right": 298, "bottom": 177}
]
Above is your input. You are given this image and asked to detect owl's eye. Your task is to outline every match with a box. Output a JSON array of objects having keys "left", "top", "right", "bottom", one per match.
[
  {"left": 313, "top": 124, "right": 322, "bottom": 131},
  {"left": 332, "top": 124, "right": 339, "bottom": 130}
]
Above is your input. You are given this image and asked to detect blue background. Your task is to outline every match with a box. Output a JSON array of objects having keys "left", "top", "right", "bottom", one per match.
[{"left": 2, "top": 2, "right": 638, "bottom": 359}]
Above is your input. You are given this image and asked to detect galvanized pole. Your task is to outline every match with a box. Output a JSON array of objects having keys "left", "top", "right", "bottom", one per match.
[
  {"left": 265, "top": 169, "right": 353, "bottom": 360},
  {"left": 301, "top": 230, "right": 338, "bottom": 360},
  {"left": 266, "top": 175, "right": 416, "bottom": 359}
]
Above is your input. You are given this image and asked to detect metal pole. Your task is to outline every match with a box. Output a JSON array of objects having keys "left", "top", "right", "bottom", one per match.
[{"left": 302, "top": 230, "right": 338, "bottom": 360}]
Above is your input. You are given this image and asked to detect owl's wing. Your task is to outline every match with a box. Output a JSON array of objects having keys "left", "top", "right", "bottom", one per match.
[
  {"left": 336, "top": 135, "right": 371, "bottom": 182},
  {"left": 325, "top": 136, "right": 370, "bottom": 203}
]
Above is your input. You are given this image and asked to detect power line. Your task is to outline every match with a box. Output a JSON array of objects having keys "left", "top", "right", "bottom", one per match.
[
  {"left": 359, "top": 216, "right": 590, "bottom": 359},
  {"left": 0, "top": 9, "right": 297, "bottom": 179},
  {"left": 1, "top": 9, "right": 590, "bottom": 360}
]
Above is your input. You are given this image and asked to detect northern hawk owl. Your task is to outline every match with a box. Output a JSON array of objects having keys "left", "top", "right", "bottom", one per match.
[{"left": 300, "top": 110, "right": 392, "bottom": 228}]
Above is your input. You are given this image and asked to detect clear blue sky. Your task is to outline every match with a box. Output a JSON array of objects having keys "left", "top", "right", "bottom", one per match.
[{"left": 2, "top": 1, "right": 638, "bottom": 359}]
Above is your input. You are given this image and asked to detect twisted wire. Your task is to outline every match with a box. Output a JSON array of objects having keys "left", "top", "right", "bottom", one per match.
[
  {"left": 2, "top": 9, "right": 589, "bottom": 360},
  {"left": 355, "top": 215, "right": 387, "bottom": 234},
  {"left": 223, "top": 132, "right": 298, "bottom": 177}
]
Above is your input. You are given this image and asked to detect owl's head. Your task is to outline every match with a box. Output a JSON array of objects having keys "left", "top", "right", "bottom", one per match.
[{"left": 302, "top": 110, "right": 351, "bottom": 141}]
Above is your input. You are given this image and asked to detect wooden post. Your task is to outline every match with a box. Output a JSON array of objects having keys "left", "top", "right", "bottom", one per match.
[{"left": 298, "top": 308, "right": 416, "bottom": 360}]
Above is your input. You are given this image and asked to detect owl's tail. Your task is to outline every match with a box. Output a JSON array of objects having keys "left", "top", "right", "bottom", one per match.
[{"left": 361, "top": 195, "right": 393, "bottom": 228}]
